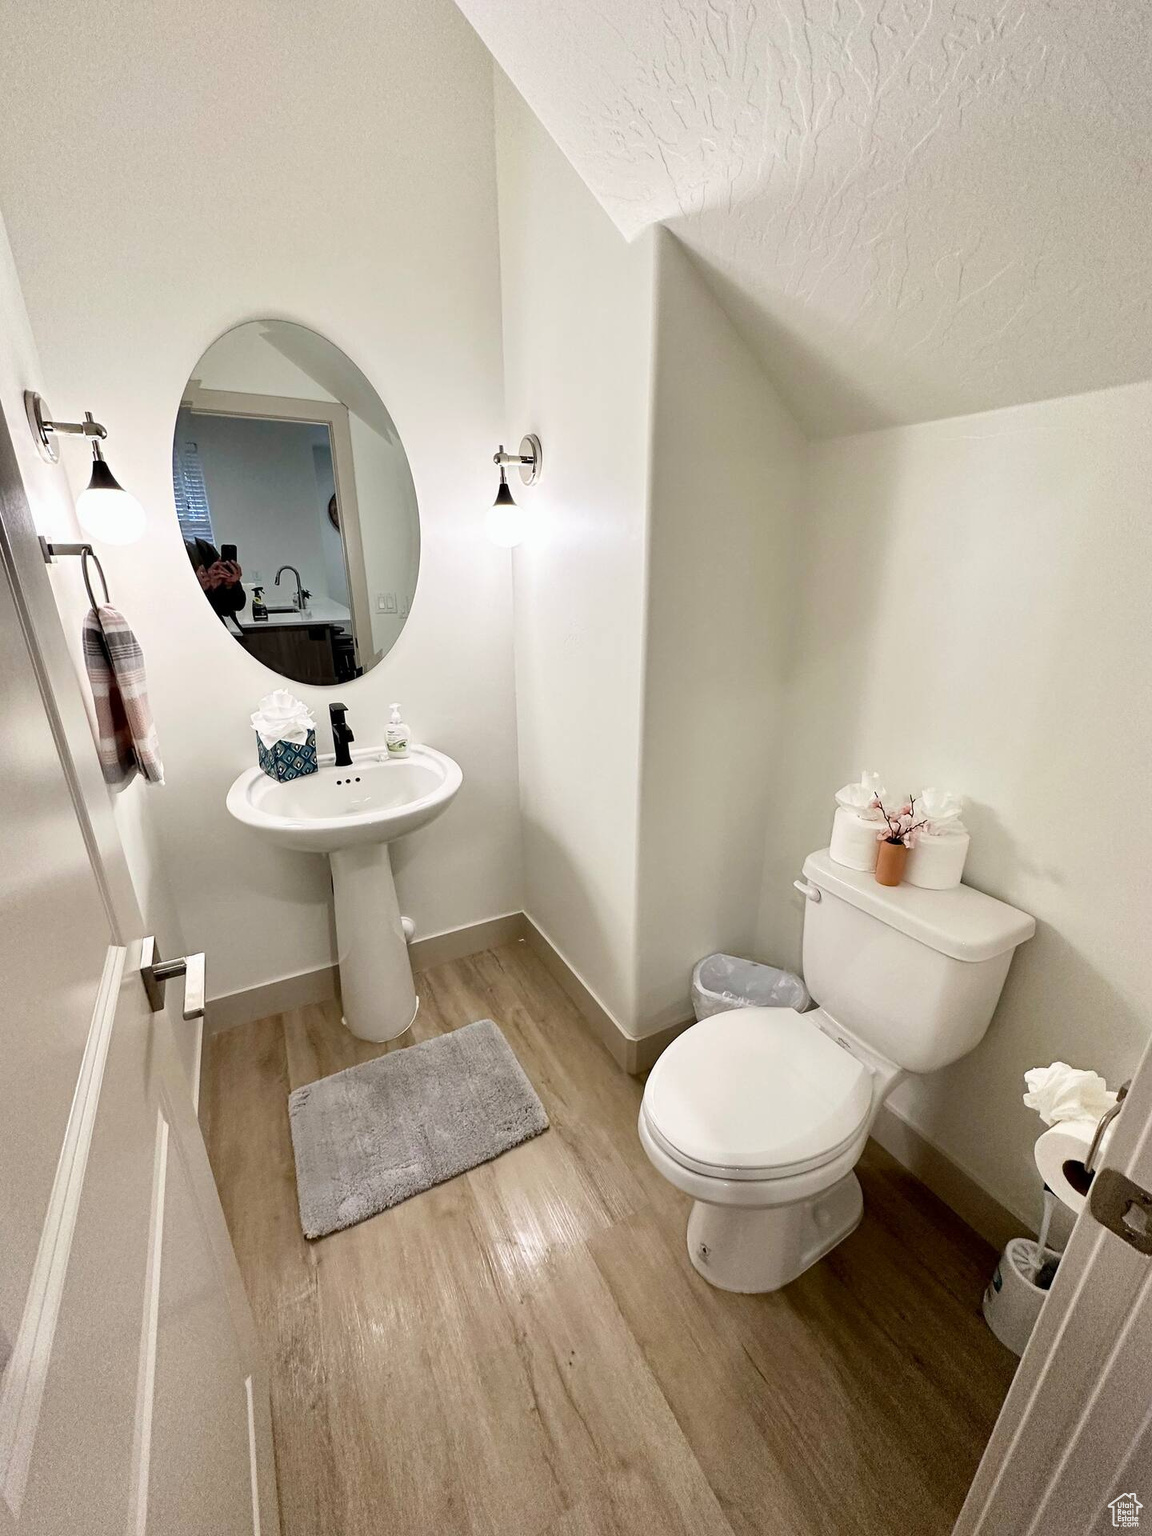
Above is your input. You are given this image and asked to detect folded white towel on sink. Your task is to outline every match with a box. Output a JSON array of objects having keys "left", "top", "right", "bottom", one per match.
[{"left": 251, "top": 689, "right": 316, "bottom": 749}]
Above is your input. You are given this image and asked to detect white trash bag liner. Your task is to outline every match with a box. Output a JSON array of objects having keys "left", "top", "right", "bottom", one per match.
[{"left": 691, "top": 953, "right": 810, "bottom": 1021}]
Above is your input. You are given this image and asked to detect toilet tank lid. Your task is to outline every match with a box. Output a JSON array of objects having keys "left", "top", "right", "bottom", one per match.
[{"left": 802, "top": 850, "right": 1036, "bottom": 963}]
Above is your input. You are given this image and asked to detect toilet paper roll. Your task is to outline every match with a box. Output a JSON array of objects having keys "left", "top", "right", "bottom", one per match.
[
  {"left": 905, "top": 828, "right": 970, "bottom": 889},
  {"left": 829, "top": 807, "right": 880, "bottom": 872},
  {"left": 1034, "top": 1119, "right": 1115, "bottom": 1215}
]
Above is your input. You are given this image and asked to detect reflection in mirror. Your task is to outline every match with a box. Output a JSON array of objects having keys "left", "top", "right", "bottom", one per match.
[{"left": 173, "top": 320, "right": 419, "bottom": 686}]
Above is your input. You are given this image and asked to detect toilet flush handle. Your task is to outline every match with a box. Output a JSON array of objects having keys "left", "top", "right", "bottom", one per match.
[{"left": 793, "top": 878, "right": 822, "bottom": 903}]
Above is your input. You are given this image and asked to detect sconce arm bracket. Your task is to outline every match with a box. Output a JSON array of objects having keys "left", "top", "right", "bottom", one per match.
[
  {"left": 493, "top": 434, "right": 542, "bottom": 486},
  {"left": 25, "top": 391, "right": 107, "bottom": 464}
]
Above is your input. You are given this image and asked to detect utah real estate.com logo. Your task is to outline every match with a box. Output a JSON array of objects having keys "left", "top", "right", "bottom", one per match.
[{"left": 1109, "top": 1493, "right": 1143, "bottom": 1529}]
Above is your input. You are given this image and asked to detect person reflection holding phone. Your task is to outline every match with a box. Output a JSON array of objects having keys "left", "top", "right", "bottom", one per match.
[{"left": 186, "top": 537, "right": 246, "bottom": 622}]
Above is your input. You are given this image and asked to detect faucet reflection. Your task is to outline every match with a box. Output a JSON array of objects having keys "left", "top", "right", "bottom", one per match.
[{"left": 275, "top": 564, "right": 310, "bottom": 612}]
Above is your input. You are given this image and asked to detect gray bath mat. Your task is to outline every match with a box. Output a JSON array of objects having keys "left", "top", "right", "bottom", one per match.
[{"left": 287, "top": 1018, "right": 549, "bottom": 1239}]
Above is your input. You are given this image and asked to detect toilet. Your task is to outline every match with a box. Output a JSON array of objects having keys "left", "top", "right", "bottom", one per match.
[{"left": 639, "top": 849, "right": 1036, "bottom": 1293}]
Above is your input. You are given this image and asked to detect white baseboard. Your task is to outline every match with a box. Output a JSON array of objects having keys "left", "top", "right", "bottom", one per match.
[
  {"left": 205, "top": 964, "right": 341, "bottom": 1036},
  {"left": 204, "top": 908, "right": 691, "bottom": 1078},
  {"left": 871, "top": 1102, "right": 1028, "bottom": 1253},
  {"left": 521, "top": 915, "right": 692, "bottom": 1076},
  {"left": 203, "top": 912, "right": 528, "bottom": 1036},
  {"left": 409, "top": 912, "right": 525, "bottom": 972}
]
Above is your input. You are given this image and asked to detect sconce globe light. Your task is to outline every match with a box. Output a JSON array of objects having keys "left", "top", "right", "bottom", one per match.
[
  {"left": 76, "top": 455, "right": 147, "bottom": 545},
  {"left": 486, "top": 435, "right": 541, "bottom": 548},
  {"left": 486, "top": 473, "right": 528, "bottom": 548},
  {"left": 25, "top": 392, "right": 146, "bottom": 546}
]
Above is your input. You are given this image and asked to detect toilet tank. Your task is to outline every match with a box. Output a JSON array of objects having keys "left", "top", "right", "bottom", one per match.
[{"left": 799, "top": 850, "right": 1035, "bottom": 1074}]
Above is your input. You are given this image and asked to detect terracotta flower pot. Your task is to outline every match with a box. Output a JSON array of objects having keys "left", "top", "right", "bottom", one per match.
[{"left": 875, "top": 839, "right": 908, "bottom": 887}]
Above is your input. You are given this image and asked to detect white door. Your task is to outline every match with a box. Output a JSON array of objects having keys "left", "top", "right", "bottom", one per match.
[
  {"left": 956, "top": 1033, "right": 1152, "bottom": 1534},
  {"left": 0, "top": 407, "right": 279, "bottom": 1530}
]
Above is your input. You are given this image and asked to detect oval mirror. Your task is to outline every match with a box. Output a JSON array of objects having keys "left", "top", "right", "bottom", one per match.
[{"left": 172, "top": 320, "right": 419, "bottom": 686}]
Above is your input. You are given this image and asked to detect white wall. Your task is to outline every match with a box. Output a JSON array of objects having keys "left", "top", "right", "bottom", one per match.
[
  {"left": 635, "top": 232, "right": 806, "bottom": 1032},
  {"left": 0, "top": 0, "right": 522, "bottom": 1001},
  {"left": 494, "top": 99, "right": 809, "bottom": 1042},
  {"left": 758, "top": 382, "right": 1152, "bottom": 1225},
  {"left": 495, "top": 73, "right": 656, "bottom": 1028},
  {"left": 0, "top": 212, "right": 194, "bottom": 1082}
]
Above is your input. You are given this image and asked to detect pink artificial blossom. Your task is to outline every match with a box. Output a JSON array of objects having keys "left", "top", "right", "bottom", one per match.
[{"left": 873, "top": 793, "right": 929, "bottom": 847}]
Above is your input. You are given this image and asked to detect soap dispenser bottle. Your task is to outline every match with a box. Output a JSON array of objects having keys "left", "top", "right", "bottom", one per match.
[{"left": 385, "top": 703, "right": 411, "bottom": 758}]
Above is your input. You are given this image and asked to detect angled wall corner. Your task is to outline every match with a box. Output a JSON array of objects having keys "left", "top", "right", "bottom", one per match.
[
  {"left": 632, "top": 230, "right": 808, "bottom": 1035},
  {"left": 494, "top": 70, "right": 657, "bottom": 1032},
  {"left": 455, "top": 0, "right": 1152, "bottom": 436},
  {"left": 495, "top": 70, "right": 810, "bottom": 1041}
]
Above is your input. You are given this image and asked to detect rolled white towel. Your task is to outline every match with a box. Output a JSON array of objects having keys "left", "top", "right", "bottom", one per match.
[{"left": 835, "top": 770, "right": 886, "bottom": 814}]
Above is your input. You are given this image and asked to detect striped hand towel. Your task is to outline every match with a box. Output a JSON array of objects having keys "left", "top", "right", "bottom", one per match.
[{"left": 83, "top": 605, "right": 164, "bottom": 787}]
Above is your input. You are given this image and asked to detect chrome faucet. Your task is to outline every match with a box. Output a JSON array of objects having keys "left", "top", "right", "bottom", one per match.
[{"left": 275, "top": 564, "right": 310, "bottom": 611}]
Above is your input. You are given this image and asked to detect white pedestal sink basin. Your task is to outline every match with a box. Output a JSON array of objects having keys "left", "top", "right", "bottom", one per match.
[{"left": 226, "top": 744, "right": 462, "bottom": 1041}]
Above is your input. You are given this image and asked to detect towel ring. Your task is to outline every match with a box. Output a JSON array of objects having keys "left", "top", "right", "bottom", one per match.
[
  {"left": 79, "top": 546, "right": 110, "bottom": 608},
  {"left": 39, "top": 538, "right": 111, "bottom": 607}
]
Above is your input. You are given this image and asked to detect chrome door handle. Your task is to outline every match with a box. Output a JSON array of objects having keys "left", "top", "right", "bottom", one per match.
[{"left": 140, "top": 935, "right": 206, "bottom": 1020}]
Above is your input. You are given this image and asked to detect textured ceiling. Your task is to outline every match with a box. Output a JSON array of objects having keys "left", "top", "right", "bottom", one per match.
[{"left": 458, "top": 0, "right": 1152, "bottom": 434}]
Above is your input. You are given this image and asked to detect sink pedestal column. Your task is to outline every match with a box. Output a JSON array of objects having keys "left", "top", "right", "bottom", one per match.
[{"left": 330, "top": 843, "right": 418, "bottom": 1042}]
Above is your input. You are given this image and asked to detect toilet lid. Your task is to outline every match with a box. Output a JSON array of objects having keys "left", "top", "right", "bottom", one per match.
[{"left": 643, "top": 1008, "right": 872, "bottom": 1177}]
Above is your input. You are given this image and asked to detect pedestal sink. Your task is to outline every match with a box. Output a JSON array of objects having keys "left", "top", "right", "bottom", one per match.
[{"left": 226, "top": 744, "right": 463, "bottom": 1041}]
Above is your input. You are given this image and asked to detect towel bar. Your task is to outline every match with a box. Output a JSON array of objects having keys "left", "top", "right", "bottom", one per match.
[{"left": 40, "top": 537, "right": 110, "bottom": 608}]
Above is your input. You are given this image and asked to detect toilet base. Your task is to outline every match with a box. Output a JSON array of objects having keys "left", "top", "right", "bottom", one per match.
[{"left": 686, "top": 1173, "right": 864, "bottom": 1293}]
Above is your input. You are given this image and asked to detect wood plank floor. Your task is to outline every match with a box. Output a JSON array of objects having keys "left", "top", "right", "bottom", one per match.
[{"left": 202, "top": 940, "right": 1017, "bottom": 1536}]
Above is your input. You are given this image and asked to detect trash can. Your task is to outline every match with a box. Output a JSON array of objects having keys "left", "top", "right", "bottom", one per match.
[{"left": 691, "top": 953, "right": 810, "bottom": 1021}]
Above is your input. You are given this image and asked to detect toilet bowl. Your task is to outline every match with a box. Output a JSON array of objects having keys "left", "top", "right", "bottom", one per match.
[
  {"left": 640, "top": 848, "right": 1036, "bottom": 1293},
  {"left": 639, "top": 1006, "right": 890, "bottom": 1292}
]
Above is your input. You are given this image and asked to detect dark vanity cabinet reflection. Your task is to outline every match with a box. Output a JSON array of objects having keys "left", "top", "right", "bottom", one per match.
[{"left": 239, "top": 619, "right": 357, "bottom": 685}]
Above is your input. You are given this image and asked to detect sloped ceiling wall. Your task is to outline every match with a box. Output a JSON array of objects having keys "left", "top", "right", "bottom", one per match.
[{"left": 458, "top": 0, "right": 1152, "bottom": 435}]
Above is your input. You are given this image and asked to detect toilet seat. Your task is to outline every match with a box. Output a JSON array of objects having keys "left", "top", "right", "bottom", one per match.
[{"left": 642, "top": 1007, "right": 873, "bottom": 1182}]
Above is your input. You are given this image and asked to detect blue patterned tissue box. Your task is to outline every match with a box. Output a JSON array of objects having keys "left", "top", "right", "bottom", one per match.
[{"left": 257, "top": 728, "right": 318, "bottom": 782}]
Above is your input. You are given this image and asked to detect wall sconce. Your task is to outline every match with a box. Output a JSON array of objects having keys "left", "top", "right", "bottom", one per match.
[
  {"left": 486, "top": 435, "right": 542, "bottom": 548},
  {"left": 25, "top": 391, "right": 146, "bottom": 546}
]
